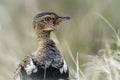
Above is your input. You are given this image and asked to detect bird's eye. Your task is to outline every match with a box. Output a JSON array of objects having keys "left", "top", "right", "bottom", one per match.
[{"left": 45, "top": 17, "right": 51, "bottom": 21}]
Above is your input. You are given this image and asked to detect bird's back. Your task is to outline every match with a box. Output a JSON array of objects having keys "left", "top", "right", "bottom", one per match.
[{"left": 14, "top": 40, "right": 69, "bottom": 80}]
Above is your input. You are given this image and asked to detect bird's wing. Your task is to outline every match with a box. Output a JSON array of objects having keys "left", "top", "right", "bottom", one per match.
[
  {"left": 59, "top": 59, "right": 68, "bottom": 74},
  {"left": 52, "top": 57, "right": 68, "bottom": 74},
  {"left": 13, "top": 55, "right": 38, "bottom": 80}
]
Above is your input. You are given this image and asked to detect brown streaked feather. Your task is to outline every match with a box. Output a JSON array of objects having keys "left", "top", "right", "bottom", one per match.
[{"left": 13, "top": 55, "right": 31, "bottom": 80}]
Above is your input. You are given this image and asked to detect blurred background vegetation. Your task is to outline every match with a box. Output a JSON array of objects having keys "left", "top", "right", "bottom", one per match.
[{"left": 0, "top": 0, "right": 120, "bottom": 80}]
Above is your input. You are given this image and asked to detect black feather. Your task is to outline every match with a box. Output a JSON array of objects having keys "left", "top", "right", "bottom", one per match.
[{"left": 34, "top": 12, "right": 58, "bottom": 19}]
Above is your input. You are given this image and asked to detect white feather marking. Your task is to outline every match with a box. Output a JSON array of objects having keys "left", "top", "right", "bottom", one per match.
[
  {"left": 16, "top": 69, "right": 22, "bottom": 80},
  {"left": 60, "top": 67, "right": 64, "bottom": 74},
  {"left": 63, "top": 59, "right": 67, "bottom": 73},
  {"left": 16, "top": 75, "right": 20, "bottom": 80},
  {"left": 25, "top": 58, "right": 37, "bottom": 75},
  {"left": 60, "top": 59, "right": 68, "bottom": 74}
]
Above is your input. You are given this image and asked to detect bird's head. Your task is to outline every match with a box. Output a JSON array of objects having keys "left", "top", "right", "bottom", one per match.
[{"left": 33, "top": 12, "right": 70, "bottom": 32}]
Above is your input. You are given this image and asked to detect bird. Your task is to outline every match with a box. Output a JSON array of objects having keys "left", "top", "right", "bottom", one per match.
[{"left": 13, "top": 12, "right": 70, "bottom": 80}]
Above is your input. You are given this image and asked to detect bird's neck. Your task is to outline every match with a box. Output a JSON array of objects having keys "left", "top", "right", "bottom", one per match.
[{"left": 35, "top": 30, "right": 52, "bottom": 48}]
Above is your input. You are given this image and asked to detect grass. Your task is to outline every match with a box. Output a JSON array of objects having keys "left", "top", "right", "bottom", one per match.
[{"left": 65, "top": 14, "right": 120, "bottom": 80}]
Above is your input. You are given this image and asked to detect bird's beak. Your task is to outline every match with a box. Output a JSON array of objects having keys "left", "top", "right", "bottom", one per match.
[{"left": 58, "top": 16, "right": 70, "bottom": 22}]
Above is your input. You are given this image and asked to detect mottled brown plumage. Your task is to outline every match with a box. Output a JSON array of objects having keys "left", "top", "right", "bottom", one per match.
[{"left": 13, "top": 12, "right": 70, "bottom": 80}]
